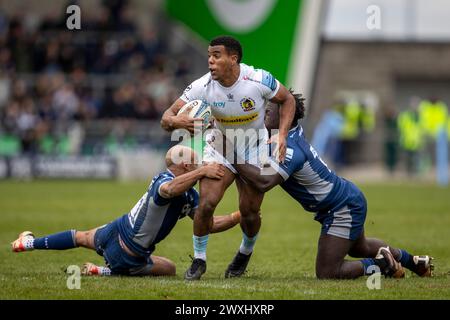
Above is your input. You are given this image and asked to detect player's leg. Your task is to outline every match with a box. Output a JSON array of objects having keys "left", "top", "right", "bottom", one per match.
[
  {"left": 12, "top": 229, "right": 79, "bottom": 252},
  {"left": 185, "top": 168, "right": 235, "bottom": 280},
  {"left": 316, "top": 234, "right": 405, "bottom": 279},
  {"left": 84, "top": 252, "right": 177, "bottom": 277},
  {"left": 349, "top": 233, "right": 434, "bottom": 277},
  {"left": 12, "top": 226, "right": 102, "bottom": 252},
  {"left": 146, "top": 256, "right": 176, "bottom": 276},
  {"left": 316, "top": 234, "right": 363, "bottom": 279},
  {"left": 84, "top": 220, "right": 157, "bottom": 277},
  {"left": 124, "top": 255, "right": 176, "bottom": 277},
  {"left": 224, "top": 176, "right": 263, "bottom": 278},
  {"left": 348, "top": 233, "right": 389, "bottom": 258},
  {"left": 316, "top": 187, "right": 404, "bottom": 278},
  {"left": 194, "top": 171, "right": 235, "bottom": 236},
  {"left": 235, "top": 176, "right": 263, "bottom": 238},
  {"left": 345, "top": 182, "right": 433, "bottom": 277},
  {"left": 75, "top": 228, "right": 100, "bottom": 249}
]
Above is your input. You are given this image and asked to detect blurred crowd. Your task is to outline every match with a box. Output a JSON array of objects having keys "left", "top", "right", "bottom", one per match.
[
  {"left": 387, "top": 97, "right": 449, "bottom": 178},
  {"left": 311, "top": 98, "right": 376, "bottom": 169},
  {"left": 0, "top": 0, "right": 193, "bottom": 155},
  {"left": 312, "top": 96, "right": 450, "bottom": 177}
]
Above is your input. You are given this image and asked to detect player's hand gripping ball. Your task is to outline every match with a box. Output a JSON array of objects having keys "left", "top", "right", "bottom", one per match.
[{"left": 178, "top": 100, "right": 212, "bottom": 130}]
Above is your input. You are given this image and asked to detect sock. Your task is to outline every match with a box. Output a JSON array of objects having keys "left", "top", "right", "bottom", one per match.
[
  {"left": 361, "top": 258, "right": 378, "bottom": 275},
  {"left": 23, "top": 237, "right": 35, "bottom": 250},
  {"left": 33, "top": 230, "right": 77, "bottom": 250},
  {"left": 239, "top": 233, "right": 258, "bottom": 255},
  {"left": 98, "top": 266, "right": 112, "bottom": 276},
  {"left": 193, "top": 235, "right": 209, "bottom": 261},
  {"left": 398, "top": 249, "right": 416, "bottom": 271}
]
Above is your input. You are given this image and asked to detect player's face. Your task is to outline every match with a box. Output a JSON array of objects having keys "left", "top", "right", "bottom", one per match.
[
  {"left": 208, "top": 45, "right": 236, "bottom": 81},
  {"left": 265, "top": 102, "right": 280, "bottom": 131}
]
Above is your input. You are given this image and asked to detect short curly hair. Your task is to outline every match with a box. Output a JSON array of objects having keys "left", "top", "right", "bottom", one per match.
[
  {"left": 210, "top": 36, "right": 243, "bottom": 63},
  {"left": 290, "top": 89, "right": 306, "bottom": 125}
]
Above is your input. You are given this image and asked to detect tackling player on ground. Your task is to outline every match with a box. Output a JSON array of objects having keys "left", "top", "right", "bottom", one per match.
[
  {"left": 234, "top": 91, "right": 434, "bottom": 279},
  {"left": 161, "top": 36, "right": 295, "bottom": 280},
  {"left": 12, "top": 146, "right": 241, "bottom": 277}
]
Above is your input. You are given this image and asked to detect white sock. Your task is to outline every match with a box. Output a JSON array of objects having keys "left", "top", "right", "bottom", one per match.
[
  {"left": 98, "top": 266, "right": 112, "bottom": 276},
  {"left": 194, "top": 252, "right": 207, "bottom": 261},
  {"left": 239, "top": 233, "right": 258, "bottom": 255},
  {"left": 24, "top": 238, "right": 35, "bottom": 250},
  {"left": 193, "top": 235, "right": 208, "bottom": 261}
]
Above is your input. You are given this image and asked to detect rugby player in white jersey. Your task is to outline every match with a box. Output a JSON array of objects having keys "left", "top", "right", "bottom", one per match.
[{"left": 161, "top": 36, "right": 295, "bottom": 280}]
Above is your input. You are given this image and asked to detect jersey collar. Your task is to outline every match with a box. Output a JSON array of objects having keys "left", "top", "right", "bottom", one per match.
[
  {"left": 215, "top": 63, "right": 243, "bottom": 91},
  {"left": 166, "top": 169, "right": 176, "bottom": 177},
  {"left": 289, "top": 124, "right": 303, "bottom": 137}
]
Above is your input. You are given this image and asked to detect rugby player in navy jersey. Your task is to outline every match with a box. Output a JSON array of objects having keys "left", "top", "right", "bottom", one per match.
[
  {"left": 11, "top": 145, "right": 241, "bottom": 277},
  {"left": 233, "top": 91, "right": 433, "bottom": 279}
]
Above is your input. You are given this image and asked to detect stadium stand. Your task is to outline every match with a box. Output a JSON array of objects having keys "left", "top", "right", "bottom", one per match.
[{"left": 0, "top": 0, "right": 202, "bottom": 163}]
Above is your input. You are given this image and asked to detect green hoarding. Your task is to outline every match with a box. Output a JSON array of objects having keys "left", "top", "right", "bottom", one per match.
[{"left": 165, "top": 0, "right": 304, "bottom": 84}]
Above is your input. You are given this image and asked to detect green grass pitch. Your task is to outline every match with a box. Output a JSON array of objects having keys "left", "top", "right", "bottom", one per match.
[{"left": 1, "top": 180, "right": 449, "bottom": 299}]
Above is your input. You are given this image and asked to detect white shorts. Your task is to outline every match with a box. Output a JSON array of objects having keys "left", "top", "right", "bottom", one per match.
[{"left": 203, "top": 128, "right": 270, "bottom": 174}]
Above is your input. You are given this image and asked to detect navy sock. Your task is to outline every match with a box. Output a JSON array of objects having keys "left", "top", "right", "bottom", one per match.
[
  {"left": 361, "top": 258, "right": 377, "bottom": 275},
  {"left": 33, "top": 230, "right": 77, "bottom": 250},
  {"left": 398, "top": 249, "right": 415, "bottom": 270}
]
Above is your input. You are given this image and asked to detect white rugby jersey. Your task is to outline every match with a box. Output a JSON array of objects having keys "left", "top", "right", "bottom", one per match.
[{"left": 180, "top": 63, "right": 280, "bottom": 152}]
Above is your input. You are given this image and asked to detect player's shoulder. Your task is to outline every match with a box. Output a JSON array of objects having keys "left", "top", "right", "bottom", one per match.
[
  {"left": 187, "top": 72, "right": 212, "bottom": 90},
  {"left": 181, "top": 73, "right": 212, "bottom": 101},
  {"left": 286, "top": 125, "right": 304, "bottom": 146},
  {"left": 286, "top": 126, "right": 308, "bottom": 159},
  {"left": 241, "top": 63, "right": 278, "bottom": 91},
  {"left": 151, "top": 170, "right": 175, "bottom": 186},
  {"left": 197, "top": 71, "right": 213, "bottom": 84},
  {"left": 291, "top": 126, "right": 327, "bottom": 163}
]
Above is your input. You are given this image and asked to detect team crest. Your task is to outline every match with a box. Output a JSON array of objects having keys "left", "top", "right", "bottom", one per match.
[
  {"left": 181, "top": 203, "right": 192, "bottom": 217},
  {"left": 240, "top": 97, "right": 256, "bottom": 112}
]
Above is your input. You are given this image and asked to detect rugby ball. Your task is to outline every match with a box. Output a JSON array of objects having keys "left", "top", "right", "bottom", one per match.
[{"left": 178, "top": 100, "right": 212, "bottom": 127}]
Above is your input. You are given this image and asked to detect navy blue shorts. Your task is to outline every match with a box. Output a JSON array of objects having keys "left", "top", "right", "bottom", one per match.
[
  {"left": 94, "top": 218, "right": 153, "bottom": 275},
  {"left": 315, "top": 182, "right": 367, "bottom": 241}
]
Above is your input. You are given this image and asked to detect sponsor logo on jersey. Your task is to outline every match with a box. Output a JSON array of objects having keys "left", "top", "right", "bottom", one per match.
[
  {"left": 240, "top": 97, "right": 256, "bottom": 112},
  {"left": 180, "top": 203, "right": 192, "bottom": 218},
  {"left": 215, "top": 112, "right": 259, "bottom": 125},
  {"left": 212, "top": 101, "right": 226, "bottom": 108}
]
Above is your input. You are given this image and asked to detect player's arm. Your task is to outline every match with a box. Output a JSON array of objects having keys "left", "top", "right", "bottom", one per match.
[
  {"left": 159, "top": 164, "right": 225, "bottom": 198},
  {"left": 160, "top": 99, "right": 203, "bottom": 134},
  {"left": 188, "top": 211, "right": 241, "bottom": 233},
  {"left": 269, "top": 84, "right": 296, "bottom": 162},
  {"left": 234, "top": 162, "right": 284, "bottom": 193}
]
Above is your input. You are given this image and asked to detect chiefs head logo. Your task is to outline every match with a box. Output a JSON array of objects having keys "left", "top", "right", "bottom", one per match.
[{"left": 240, "top": 97, "right": 256, "bottom": 112}]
